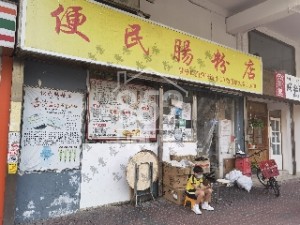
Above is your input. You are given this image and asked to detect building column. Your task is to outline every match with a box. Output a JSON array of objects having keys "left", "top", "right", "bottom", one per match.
[{"left": 0, "top": 55, "right": 13, "bottom": 224}]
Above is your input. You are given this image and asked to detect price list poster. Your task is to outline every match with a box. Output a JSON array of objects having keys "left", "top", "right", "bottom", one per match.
[
  {"left": 87, "top": 79, "right": 157, "bottom": 140},
  {"left": 19, "top": 87, "right": 85, "bottom": 172}
]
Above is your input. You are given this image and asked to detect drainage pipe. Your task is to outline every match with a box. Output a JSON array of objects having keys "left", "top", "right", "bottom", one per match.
[{"left": 290, "top": 103, "right": 296, "bottom": 175}]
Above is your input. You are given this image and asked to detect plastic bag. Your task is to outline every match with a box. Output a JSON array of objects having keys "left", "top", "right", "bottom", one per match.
[
  {"left": 236, "top": 175, "right": 253, "bottom": 192},
  {"left": 225, "top": 169, "right": 243, "bottom": 183}
]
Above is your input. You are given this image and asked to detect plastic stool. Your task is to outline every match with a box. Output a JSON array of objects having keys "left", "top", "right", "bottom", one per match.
[{"left": 183, "top": 195, "right": 197, "bottom": 209}]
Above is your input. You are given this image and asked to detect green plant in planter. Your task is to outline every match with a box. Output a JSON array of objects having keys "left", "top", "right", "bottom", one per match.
[{"left": 249, "top": 118, "right": 264, "bottom": 128}]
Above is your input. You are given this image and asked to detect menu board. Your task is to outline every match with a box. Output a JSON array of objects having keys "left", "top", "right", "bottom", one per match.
[
  {"left": 19, "top": 87, "right": 85, "bottom": 172},
  {"left": 88, "top": 79, "right": 157, "bottom": 140}
]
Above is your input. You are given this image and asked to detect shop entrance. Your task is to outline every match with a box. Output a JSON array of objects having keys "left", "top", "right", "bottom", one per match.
[
  {"left": 196, "top": 92, "right": 243, "bottom": 178},
  {"left": 246, "top": 101, "right": 269, "bottom": 164}
]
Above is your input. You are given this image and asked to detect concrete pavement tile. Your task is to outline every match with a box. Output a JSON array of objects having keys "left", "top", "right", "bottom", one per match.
[{"left": 17, "top": 178, "right": 300, "bottom": 225}]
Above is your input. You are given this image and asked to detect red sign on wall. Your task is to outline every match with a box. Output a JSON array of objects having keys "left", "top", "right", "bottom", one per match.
[{"left": 275, "top": 72, "right": 285, "bottom": 98}]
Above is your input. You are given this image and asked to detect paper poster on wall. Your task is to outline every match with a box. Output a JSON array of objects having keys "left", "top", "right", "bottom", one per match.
[
  {"left": 219, "top": 119, "right": 231, "bottom": 136},
  {"left": 162, "top": 100, "right": 193, "bottom": 142},
  {"left": 8, "top": 132, "right": 20, "bottom": 164},
  {"left": 182, "top": 103, "right": 191, "bottom": 120},
  {"left": 19, "top": 87, "right": 85, "bottom": 172},
  {"left": 7, "top": 132, "right": 20, "bottom": 174},
  {"left": 218, "top": 120, "right": 232, "bottom": 153},
  {"left": 88, "top": 79, "right": 157, "bottom": 140}
]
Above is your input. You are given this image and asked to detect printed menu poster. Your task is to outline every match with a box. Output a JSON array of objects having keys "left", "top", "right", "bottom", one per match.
[
  {"left": 19, "top": 87, "right": 85, "bottom": 172},
  {"left": 88, "top": 79, "right": 157, "bottom": 140}
]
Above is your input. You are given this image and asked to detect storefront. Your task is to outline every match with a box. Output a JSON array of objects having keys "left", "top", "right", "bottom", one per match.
[
  {"left": 195, "top": 89, "right": 244, "bottom": 177},
  {"left": 244, "top": 71, "right": 299, "bottom": 174},
  {"left": 14, "top": 0, "right": 262, "bottom": 223}
]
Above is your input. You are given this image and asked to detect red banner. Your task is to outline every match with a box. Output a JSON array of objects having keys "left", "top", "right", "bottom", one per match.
[{"left": 275, "top": 72, "right": 285, "bottom": 98}]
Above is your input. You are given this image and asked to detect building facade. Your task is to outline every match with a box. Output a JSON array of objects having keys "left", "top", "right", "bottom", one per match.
[{"left": 1, "top": 0, "right": 299, "bottom": 224}]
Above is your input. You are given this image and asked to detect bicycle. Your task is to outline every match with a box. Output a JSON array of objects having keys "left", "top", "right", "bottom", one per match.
[{"left": 248, "top": 149, "right": 280, "bottom": 197}]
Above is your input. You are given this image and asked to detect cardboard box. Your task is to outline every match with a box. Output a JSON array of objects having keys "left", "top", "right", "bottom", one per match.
[
  {"left": 195, "top": 160, "right": 210, "bottom": 173},
  {"left": 163, "top": 174, "right": 188, "bottom": 189},
  {"left": 163, "top": 162, "right": 193, "bottom": 177},
  {"left": 170, "top": 154, "right": 195, "bottom": 162},
  {"left": 163, "top": 185, "right": 186, "bottom": 205},
  {"left": 223, "top": 158, "right": 236, "bottom": 175}
]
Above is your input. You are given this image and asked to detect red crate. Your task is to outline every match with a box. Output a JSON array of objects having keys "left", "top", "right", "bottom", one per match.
[
  {"left": 235, "top": 157, "right": 251, "bottom": 176},
  {"left": 259, "top": 159, "right": 279, "bottom": 178}
]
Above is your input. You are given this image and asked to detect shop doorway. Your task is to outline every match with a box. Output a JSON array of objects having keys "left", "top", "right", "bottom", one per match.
[
  {"left": 197, "top": 92, "right": 243, "bottom": 178},
  {"left": 269, "top": 117, "right": 283, "bottom": 170},
  {"left": 247, "top": 101, "right": 269, "bottom": 163}
]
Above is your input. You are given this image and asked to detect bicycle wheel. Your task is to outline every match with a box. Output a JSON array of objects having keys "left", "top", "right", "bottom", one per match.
[
  {"left": 269, "top": 177, "right": 280, "bottom": 197},
  {"left": 257, "top": 168, "right": 268, "bottom": 187}
]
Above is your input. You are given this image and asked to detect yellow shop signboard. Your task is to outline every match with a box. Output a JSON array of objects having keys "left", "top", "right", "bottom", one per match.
[{"left": 19, "top": 0, "right": 262, "bottom": 94}]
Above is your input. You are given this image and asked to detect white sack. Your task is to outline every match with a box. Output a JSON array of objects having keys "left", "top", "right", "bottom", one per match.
[
  {"left": 225, "top": 169, "right": 243, "bottom": 183},
  {"left": 236, "top": 175, "right": 253, "bottom": 192}
]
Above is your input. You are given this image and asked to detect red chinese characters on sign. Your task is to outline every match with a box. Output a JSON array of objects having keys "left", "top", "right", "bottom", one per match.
[
  {"left": 173, "top": 39, "right": 193, "bottom": 66},
  {"left": 50, "top": 4, "right": 90, "bottom": 42},
  {"left": 243, "top": 59, "right": 255, "bottom": 80},
  {"left": 124, "top": 24, "right": 149, "bottom": 55},
  {"left": 211, "top": 50, "right": 230, "bottom": 74},
  {"left": 275, "top": 72, "right": 286, "bottom": 98}
]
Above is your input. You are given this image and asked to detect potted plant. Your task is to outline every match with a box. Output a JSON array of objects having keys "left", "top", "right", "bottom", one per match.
[
  {"left": 249, "top": 117, "right": 264, "bottom": 128},
  {"left": 247, "top": 117, "right": 264, "bottom": 149}
]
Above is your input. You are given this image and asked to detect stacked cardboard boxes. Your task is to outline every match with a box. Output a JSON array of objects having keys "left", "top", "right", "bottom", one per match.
[
  {"left": 162, "top": 163, "right": 192, "bottom": 205},
  {"left": 162, "top": 185, "right": 186, "bottom": 205},
  {"left": 195, "top": 159, "right": 210, "bottom": 173}
]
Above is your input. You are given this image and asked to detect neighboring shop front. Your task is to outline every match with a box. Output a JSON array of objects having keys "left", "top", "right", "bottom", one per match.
[
  {"left": 14, "top": 0, "right": 262, "bottom": 223},
  {"left": 0, "top": 0, "right": 17, "bottom": 223},
  {"left": 245, "top": 71, "right": 299, "bottom": 175},
  {"left": 244, "top": 30, "right": 299, "bottom": 175}
]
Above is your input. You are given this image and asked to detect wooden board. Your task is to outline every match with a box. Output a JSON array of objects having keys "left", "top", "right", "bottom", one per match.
[
  {"left": 126, "top": 150, "right": 158, "bottom": 191},
  {"left": 223, "top": 158, "right": 235, "bottom": 175}
]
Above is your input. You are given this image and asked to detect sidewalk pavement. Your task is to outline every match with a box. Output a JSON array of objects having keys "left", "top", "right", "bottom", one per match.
[
  {"left": 18, "top": 172, "right": 300, "bottom": 225},
  {"left": 252, "top": 170, "right": 300, "bottom": 185}
]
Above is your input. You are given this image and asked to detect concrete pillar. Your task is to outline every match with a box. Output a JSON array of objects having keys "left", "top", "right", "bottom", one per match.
[
  {"left": 0, "top": 55, "right": 13, "bottom": 225},
  {"left": 3, "top": 59, "right": 23, "bottom": 225}
]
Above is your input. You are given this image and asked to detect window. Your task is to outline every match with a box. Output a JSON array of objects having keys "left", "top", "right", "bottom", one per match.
[
  {"left": 197, "top": 92, "right": 236, "bottom": 166},
  {"left": 249, "top": 30, "right": 295, "bottom": 76},
  {"left": 270, "top": 118, "right": 281, "bottom": 155}
]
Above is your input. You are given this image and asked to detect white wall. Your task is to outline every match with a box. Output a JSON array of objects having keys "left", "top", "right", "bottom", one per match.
[
  {"left": 281, "top": 104, "right": 293, "bottom": 173},
  {"left": 294, "top": 105, "right": 300, "bottom": 173},
  {"left": 80, "top": 143, "right": 158, "bottom": 209},
  {"left": 141, "top": 0, "right": 235, "bottom": 48},
  {"left": 80, "top": 141, "right": 197, "bottom": 208}
]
